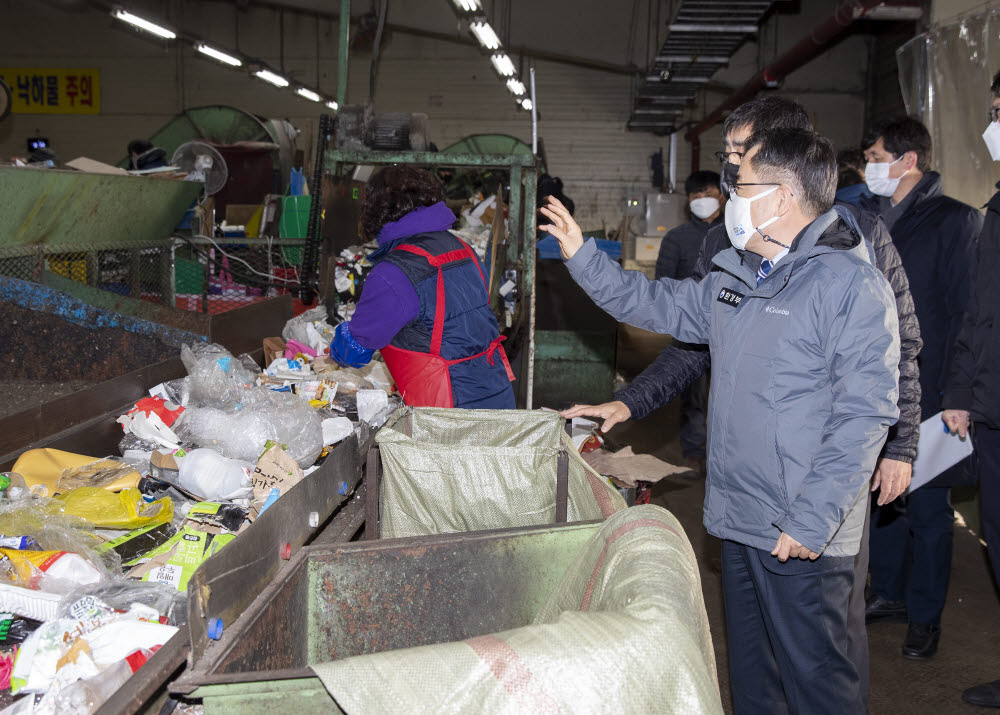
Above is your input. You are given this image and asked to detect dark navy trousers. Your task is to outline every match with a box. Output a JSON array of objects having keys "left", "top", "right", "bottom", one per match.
[
  {"left": 973, "top": 424, "right": 1000, "bottom": 585},
  {"left": 869, "top": 485, "right": 954, "bottom": 624},
  {"left": 722, "top": 540, "right": 864, "bottom": 715}
]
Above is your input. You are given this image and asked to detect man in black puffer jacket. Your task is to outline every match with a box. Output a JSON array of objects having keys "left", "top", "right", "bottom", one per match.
[
  {"left": 941, "top": 71, "right": 1000, "bottom": 710},
  {"left": 860, "top": 117, "right": 982, "bottom": 662},
  {"left": 563, "top": 97, "right": 922, "bottom": 711}
]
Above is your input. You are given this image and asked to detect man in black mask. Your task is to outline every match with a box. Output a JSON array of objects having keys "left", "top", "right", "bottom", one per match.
[{"left": 563, "top": 96, "right": 923, "bottom": 710}]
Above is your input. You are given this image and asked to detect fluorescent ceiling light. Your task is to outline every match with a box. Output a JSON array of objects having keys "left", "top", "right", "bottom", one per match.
[
  {"left": 506, "top": 78, "right": 525, "bottom": 96},
  {"left": 451, "top": 0, "right": 481, "bottom": 11},
  {"left": 520, "top": 98, "right": 533, "bottom": 111},
  {"left": 112, "top": 9, "right": 176, "bottom": 39},
  {"left": 297, "top": 87, "right": 321, "bottom": 102},
  {"left": 326, "top": 100, "right": 339, "bottom": 110},
  {"left": 195, "top": 43, "right": 242, "bottom": 67},
  {"left": 255, "top": 69, "right": 289, "bottom": 87},
  {"left": 470, "top": 22, "right": 500, "bottom": 50},
  {"left": 491, "top": 53, "right": 515, "bottom": 77}
]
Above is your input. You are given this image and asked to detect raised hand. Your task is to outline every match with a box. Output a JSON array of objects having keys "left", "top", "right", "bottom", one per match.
[{"left": 539, "top": 196, "right": 585, "bottom": 259}]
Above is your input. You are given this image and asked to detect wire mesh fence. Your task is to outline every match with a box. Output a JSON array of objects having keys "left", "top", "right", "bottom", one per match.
[{"left": 0, "top": 237, "right": 306, "bottom": 315}]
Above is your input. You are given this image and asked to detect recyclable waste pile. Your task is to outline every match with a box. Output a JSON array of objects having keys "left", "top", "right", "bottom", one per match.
[{"left": 0, "top": 307, "right": 398, "bottom": 713}]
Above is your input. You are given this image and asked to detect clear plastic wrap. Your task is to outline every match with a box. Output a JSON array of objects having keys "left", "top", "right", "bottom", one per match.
[
  {"left": 175, "top": 343, "right": 324, "bottom": 467},
  {"left": 177, "top": 390, "right": 323, "bottom": 467},
  {"left": 56, "top": 458, "right": 139, "bottom": 492},
  {"left": 180, "top": 343, "right": 258, "bottom": 409},
  {"left": 57, "top": 581, "right": 188, "bottom": 626},
  {"left": 0, "top": 499, "right": 122, "bottom": 586}
]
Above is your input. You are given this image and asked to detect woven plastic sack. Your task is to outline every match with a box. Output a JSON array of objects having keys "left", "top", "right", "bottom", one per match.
[
  {"left": 312, "top": 504, "right": 723, "bottom": 714},
  {"left": 375, "top": 408, "right": 624, "bottom": 538}
]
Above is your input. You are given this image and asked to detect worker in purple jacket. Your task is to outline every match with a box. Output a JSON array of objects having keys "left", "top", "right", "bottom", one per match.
[{"left": 329, "top": 166, "right": 515, "bottom": 409}]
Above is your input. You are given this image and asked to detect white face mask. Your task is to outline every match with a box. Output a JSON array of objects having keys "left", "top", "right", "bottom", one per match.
[
  {"left": 865, "top": 156, "right": 905, "bottom": 197},
  {"left": 689, "top": 196, "right": 720, "bottom": 220},
  {"left": 725, "top": 186, "right": 780, "bottom": 250},
  {"left": 983, "top": 122, "right": 1000, "bottom": 161}
]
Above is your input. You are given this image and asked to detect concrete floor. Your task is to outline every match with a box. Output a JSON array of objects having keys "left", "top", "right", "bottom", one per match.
[{"left": 609, "top": 326, "right": 1000, "bottom": 714}]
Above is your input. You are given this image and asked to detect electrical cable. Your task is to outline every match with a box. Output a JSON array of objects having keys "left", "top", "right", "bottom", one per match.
[{"left": 178, "top": 234, "right": 302, "bottom": 284}]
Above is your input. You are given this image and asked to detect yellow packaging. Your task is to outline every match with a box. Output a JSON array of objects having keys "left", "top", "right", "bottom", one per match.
[
  {"left": 55, "top": 488, "right": 172, "bottom": 529},
  {"left": 11, "top": 449, "right": 141, "bottom": 497}
]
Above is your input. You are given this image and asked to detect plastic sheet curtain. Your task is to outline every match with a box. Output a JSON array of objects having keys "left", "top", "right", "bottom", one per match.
[{"left": 898, "top": 9, "right": 1000, "bottom": 208}]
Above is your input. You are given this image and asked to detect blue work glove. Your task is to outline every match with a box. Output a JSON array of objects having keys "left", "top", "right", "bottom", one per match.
[{"left": 329, "top": 322, "right": 375, "bottom": 368}]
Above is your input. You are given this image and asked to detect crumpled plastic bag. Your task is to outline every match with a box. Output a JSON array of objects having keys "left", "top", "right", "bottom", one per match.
[
  {"left": 177, "top": 391, "right": 323, "bottom": 467},
  {"left": 57, "top": 458, "right": 141, "bottom": 493},
  {"left": 282, "top": 305, "right": 336, "bottom": 353},
  {"left": 0, "top": 499, "right": 121, "bottom": 580},
  {"left": 11, "top": 449, "right": 141, "bottom": 498},
  {"left": 177, "top": 448, "right": 253, "bottom": 501},
  {"left": 57, "top": 581, "right": 188, "bottom": 627},
  {"left": 56, "top": 488, "right": 172, "bottom": 530},
  {"left": 181, "top": 342, "right": 258, "bottom": 409}
]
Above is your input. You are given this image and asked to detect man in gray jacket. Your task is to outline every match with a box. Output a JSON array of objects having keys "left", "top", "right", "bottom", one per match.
[{"left": 541, "top": 128, "right": 900, "bottom": 714}]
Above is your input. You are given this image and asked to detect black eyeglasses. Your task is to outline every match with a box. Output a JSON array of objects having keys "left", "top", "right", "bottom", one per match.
[
  {"left": 989, "top": 106, "right": 1000, "bottom": 122},
  {"left": 714, "top": 150, "right": 745, "bottom": 164},
  {"left": 731, "top": 182, "right": 782, "bottom": 198}
]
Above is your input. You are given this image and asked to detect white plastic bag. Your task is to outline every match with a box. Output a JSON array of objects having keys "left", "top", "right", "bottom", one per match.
[{"left": 177, "top": 449, "right": 253, "bottom": 501}]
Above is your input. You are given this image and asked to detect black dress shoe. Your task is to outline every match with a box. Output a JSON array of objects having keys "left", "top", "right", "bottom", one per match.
[
  {"left": 962, "top": 680, "right": 1000, "bottom": 708},
  {"left": 901, "top": 622, "right": 940, "bottom": 660},
  {"left": 865, "top": 593, "right": 907, "bottom": 624}
]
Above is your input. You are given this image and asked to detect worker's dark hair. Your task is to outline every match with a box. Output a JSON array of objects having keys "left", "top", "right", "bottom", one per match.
[
  {"left": 992, "top": 69, "right": 1000, "bottom": 98},
  {"left": 722, "top": 96, "right": 813, "bottom": 140},
  {"left": 836, "top": 148, "right": 866, "bottom": 189},
  {"left": 684, "top": 170, "right": 721, "bottom": 196},
  {"left": 745, "top": 128, "right": 836, "bottom": 219},
  {"left": 361, "top": 166, "right": 449, "bottom": 240},
  {"left": 128, "top": 139, "right": 153, "bottom": 156},
  {"left": 862, "top": 116, "right": 932, "bottom": 172}
]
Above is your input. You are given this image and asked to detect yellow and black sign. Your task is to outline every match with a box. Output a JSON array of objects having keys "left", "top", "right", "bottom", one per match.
[{"left": 0, "top": 68, "right": 100, "bottom": 115}]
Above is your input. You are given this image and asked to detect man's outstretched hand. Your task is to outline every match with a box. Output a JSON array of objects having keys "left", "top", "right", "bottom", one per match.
[
  {"left": 561, "top": 401, "right": 632, "bottom": 433},
  {"left": 539, "top": 196, "right": 585, "bottom": 259}
]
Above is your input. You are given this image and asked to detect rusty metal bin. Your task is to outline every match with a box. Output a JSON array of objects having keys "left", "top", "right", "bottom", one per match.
[{"left": 172, "top": 521, "right": 601, "bottom": 713}]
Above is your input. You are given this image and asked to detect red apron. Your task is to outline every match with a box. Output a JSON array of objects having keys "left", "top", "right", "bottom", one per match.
[{"left": 380, "top": 240, "right": 515, "bottom": 408}]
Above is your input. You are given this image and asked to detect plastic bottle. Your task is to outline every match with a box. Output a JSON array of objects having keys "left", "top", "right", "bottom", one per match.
[
  {"left": 0, "top": 474, "right": 28, "bottom": 500},
  {"left": 52, "top": 658, "right": 133, "bottom": 714}
]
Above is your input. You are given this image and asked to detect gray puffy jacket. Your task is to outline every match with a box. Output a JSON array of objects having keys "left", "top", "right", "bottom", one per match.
[
  {"left": 566, "top": 208, "right": 900, "bottom": 556},
  {"left": 618, "top": 204, "right": 921, "bottom": 464}
]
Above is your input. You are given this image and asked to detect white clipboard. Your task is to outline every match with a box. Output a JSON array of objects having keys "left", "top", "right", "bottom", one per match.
[{"left": 909, "top": 412, "right": 974, "bottom": 492}]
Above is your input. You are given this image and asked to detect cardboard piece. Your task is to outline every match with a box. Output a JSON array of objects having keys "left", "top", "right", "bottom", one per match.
[
  {"left": 582, "top": 446, "right": 690, "bottom": 487},
  {"left": 263, "top": 337, "right": 287, "bottom": 366},
  {"left": 66, "top": 157, "right": 128, "bottom": 175},
  {"left": 250, "top": 445, "right": 304, "bottom": 512},
  {"left": 150, "top": 451, "right": 178, "bottom": 471}
]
